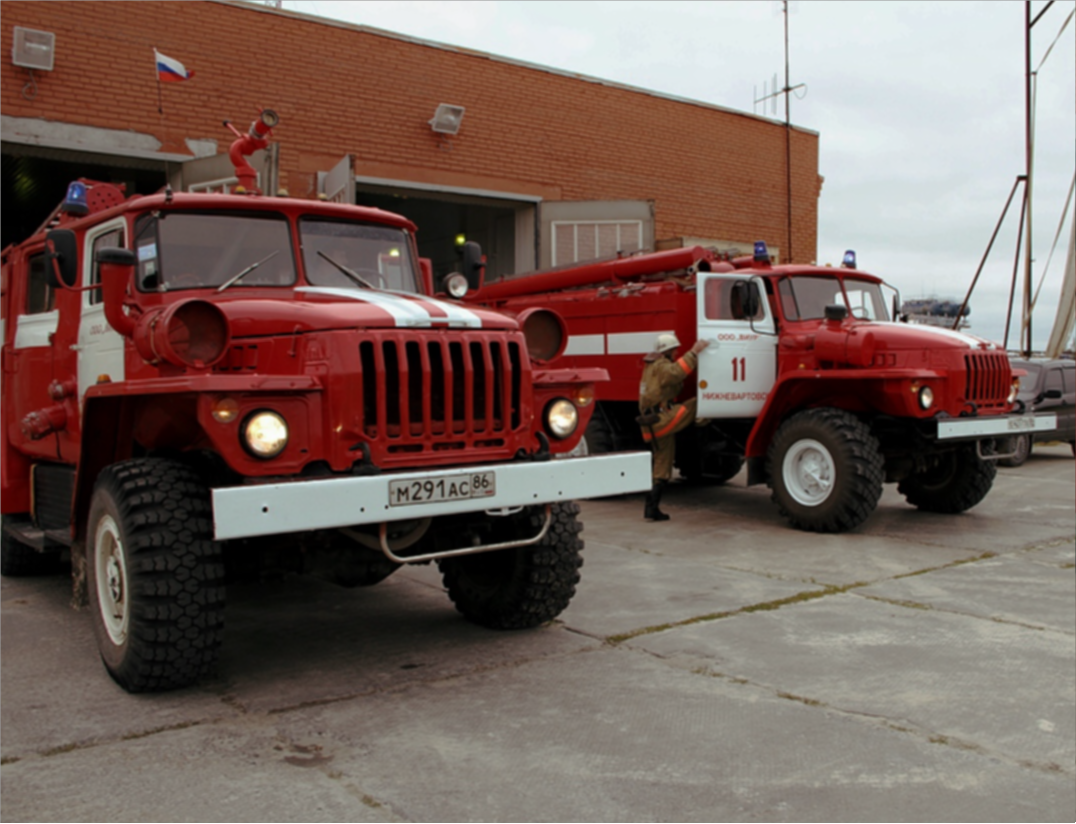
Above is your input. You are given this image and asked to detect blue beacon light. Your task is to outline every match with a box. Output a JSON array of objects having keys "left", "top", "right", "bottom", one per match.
[
  {"left": 842, "top": 250, "right": 857, "bottom": 269},
  {"left": 62, "top": 181, "right": 89, "bottom": 216},
  {"left": 753, "top": 240, "right": 769, "bottom": 262}
]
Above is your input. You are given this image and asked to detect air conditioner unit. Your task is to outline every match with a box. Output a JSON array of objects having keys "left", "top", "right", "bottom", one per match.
[{"left": 12, "top": 27, "right": 55, "bottom": 72}]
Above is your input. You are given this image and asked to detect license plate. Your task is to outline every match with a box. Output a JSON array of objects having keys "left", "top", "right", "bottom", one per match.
[
  {"left": 388, "top": 472, "right": 496, "bottom": 507},
  {"left": 1007, "top": 416, "right": 1035, "bottom": 431}
]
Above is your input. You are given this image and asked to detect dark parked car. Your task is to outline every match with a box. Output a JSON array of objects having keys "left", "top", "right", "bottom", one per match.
[{"left": 998, "top": 357, "right": 1076, "bottom": 466}]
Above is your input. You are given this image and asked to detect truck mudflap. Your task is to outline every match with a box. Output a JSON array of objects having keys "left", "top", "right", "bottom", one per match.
[
  {"left": 935, "top": 412, "right": 1057, "bottom": 442},
  {"left": 211, "top": 451, "right": 651, "bottom": 541}
]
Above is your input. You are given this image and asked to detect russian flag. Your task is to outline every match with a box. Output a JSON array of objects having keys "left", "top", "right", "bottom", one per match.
[{"left": 155, "top": 49, "right": 194, "bottom": 83}]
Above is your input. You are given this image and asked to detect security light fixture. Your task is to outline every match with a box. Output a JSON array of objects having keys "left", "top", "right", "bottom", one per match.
[
  {"left": 12, "top": 27, "right": 55, "bottom": 71},
  {"left": 429, "top": 104, "right": 465, "bottom": 135}
]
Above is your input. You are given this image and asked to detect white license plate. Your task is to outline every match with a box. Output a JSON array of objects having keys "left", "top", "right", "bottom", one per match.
[
  {"left": 1007, "top": 416, "right": 1036, "bottom": 431},
  {"left": 388, "top": 472, "right": 496, "bottom": 507}
]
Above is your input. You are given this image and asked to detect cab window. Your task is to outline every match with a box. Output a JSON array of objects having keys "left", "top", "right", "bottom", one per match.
[
  {"left": 26, "top": 253, "right": 54, "bottom": 314},
  {"left": 89, "top": 228, "right": 124, "bottom": 305}
]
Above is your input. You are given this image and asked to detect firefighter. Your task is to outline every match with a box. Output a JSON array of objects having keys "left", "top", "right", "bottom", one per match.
[{"left": 638, "top": 333, "right": 709, "bottom": 521}]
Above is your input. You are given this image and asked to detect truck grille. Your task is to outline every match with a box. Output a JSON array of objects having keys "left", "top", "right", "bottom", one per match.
[
  {"left": 963, "top": 352, "right": 1010, "bottom": 408},
  {"left": 359, "top": 333, "right": 524, "bottom": 449}
]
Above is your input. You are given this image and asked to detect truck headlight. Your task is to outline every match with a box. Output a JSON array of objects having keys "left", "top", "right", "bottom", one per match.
[
  {"left": 545, "top": 399, "right": 579, "bottom": 439},
  {"left": 918, "top": 386, "right": 934, "bottom": 410},
  {"left": 445, "top": 272, "right": 469, "bottom": 299},
  {"left": 243, "top": 410, "right": 289, "bottom": 458}
]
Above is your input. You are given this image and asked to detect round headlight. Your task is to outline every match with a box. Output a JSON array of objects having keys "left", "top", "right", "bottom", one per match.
[
  {"left": 518, "top": 308, "right": 567, "bottom": 362},
  {"left": 545, "top": 399, "right": 579, "bottom": 439},
  {"left": 243, "top": 410, "right": 289, "bottom": 458},
  {"left": 918, "top": 386, "right": 934, "bottom": 410},
  {"left": 445, "top": 272, "right": 469, "bottom": 299}
]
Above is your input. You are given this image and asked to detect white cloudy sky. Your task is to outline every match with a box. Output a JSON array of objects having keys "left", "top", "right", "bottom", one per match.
[{"left": 286, "top": 0, "right": 1075, "bottom": 349}]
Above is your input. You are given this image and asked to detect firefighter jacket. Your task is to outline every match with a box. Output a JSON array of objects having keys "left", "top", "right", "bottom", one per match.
[{"left": 639, "top": 350, "right": 699, "bottom": 414}]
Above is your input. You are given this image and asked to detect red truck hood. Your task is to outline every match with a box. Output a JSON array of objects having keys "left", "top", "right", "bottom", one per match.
[
  {"left": 862, "top": 321, "right": 1002, "bottom": 352},
  {"left": 218, "top": 287, "right": 518, "bottom": 337}
]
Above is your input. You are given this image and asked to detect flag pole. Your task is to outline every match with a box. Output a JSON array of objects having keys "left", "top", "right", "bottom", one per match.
[{"left": 154, "top": 48, "right": 164, "bottom": 116}]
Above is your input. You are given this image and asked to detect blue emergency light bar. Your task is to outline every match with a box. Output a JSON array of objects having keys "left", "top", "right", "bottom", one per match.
[{"left": 62, "top": 181, "right": 89, "bottom": 216}]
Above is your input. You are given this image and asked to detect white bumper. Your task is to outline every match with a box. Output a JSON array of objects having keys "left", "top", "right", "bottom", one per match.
[
  {"left": 211, "top": 452, "right": 651, "bottom": 541},
  {"left": 936, "top": 413, "right": 1057, "bottom": 440}
]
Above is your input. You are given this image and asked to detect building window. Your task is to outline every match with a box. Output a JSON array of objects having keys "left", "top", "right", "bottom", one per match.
[{"left": 552, "top": 220, "right": 642, "bottom": 266}]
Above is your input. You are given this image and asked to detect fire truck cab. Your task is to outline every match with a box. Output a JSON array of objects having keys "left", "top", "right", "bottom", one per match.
[{"left": 0, "top": 111, "right": 650, "bottom": 692}]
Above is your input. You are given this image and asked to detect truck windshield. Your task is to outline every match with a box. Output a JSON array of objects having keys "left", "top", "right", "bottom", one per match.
[
  {"left": 300, "top": 218, "right": 418, "bottom": 292},
  {"left": 778, "top": 276, "right": 891, "bottom": 322},
  {"left": 135, "top": 212, "right": 296, "bottom": 292}
]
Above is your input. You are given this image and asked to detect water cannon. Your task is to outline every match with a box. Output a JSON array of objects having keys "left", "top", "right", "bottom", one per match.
[{"left": 225, "top": 108, "right": 279, "bottom": 193}]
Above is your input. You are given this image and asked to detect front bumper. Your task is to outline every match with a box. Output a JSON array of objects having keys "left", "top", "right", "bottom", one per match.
[
  {"left": 212, "top": 451, "right": 651, "bottom": 541},
  {"left": 935, "top": 412, "right": 1057, "bottom": 441}
]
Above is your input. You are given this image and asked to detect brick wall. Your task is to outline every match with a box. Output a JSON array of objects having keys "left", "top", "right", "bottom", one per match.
[{"left": 1, "top": 0, "right": 820, "bottom": 261}]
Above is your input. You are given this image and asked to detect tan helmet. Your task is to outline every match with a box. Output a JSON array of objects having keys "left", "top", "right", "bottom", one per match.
[{"left": 654, "top": 332, "right": 680, "bottom": 354}]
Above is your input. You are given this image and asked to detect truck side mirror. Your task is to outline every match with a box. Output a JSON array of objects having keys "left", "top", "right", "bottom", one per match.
[
  {"left": 731, "top": 280, "right": 760, "bottom": 319},
  {"left": 45, "top": 229, "right": 79, "bottom": 288},
  {"left": 461, "top": 241, "right": 486, "bottom": 291}
]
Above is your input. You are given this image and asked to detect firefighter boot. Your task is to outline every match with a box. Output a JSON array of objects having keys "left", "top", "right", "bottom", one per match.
[{"left": 644, "top": 481, "right": 670, "bottom": 522}]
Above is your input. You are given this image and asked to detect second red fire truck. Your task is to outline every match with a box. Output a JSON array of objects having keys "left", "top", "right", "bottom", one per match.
[{"left": 461, "top": 243, "right": 1055, "bottom": 533}]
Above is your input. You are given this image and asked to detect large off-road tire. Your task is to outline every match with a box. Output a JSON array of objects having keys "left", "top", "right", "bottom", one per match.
[
  {"left": 438, "top": 502, "right": 584, "bottom": 629},
  {"left": 997, "top": 433, "right": 1031, "bottom": 467},
  {"left": 767, "top": 408, "right": 884, "bottom": 533},
  {"left": 897, "top": 445, "right": 996, "bottom": 513},
  {"left": 1, "top": 514, "right": 63, "bottom": 576},
  {"left": 87, "top": 459, "right": 225, "bottom": 693}
]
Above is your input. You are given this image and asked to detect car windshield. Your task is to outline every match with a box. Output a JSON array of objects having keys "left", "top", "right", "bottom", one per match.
[
  {"left": 300, "top": 218, "right": 418, "bottom": 292},
  {"left": 778, "top": 275, "right": 891, "bottom": 321},
  {"left": 135, "top": 212, "right": 296, "bottom": 292}
]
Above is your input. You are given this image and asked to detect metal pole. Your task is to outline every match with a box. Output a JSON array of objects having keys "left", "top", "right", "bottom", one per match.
[
  {"left": 1004, "top": 188, "right": 1029, "bottom": 351},
  {"left": 1023, "top": 1, "right": 1034, "bottom": 357},
  {"left": 784, "top": 1, "right": 793, "bottom": 264},
  {"left": 955, "top": 175, "right": 1026, "bottom": 331}
]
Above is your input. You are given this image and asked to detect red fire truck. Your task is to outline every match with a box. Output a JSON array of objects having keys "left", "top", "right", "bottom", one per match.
[
  {"left": 0, "top": 110, "right": 649, "bottom": 692},
  {"left": 462, "top": 243, "right": 1056, "bottom": 533}
]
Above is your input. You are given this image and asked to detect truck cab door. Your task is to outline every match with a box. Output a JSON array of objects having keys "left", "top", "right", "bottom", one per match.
[
  {"left": 695, "top": 273, "right": 777, "bottom": 418},
  {"left": 6, "top": 248, "right": 61, "bottom": 459},
  {"left": 76, "top": 220, "right": 127, "bottom": 400}
]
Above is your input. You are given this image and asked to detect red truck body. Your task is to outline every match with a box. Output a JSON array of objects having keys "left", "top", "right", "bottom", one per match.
[
  {"left": 0, "top": 112, "right": 649, "bottom": 692},
  {"left": 465, "top": 244, "right": 1056, "bottom": 532}
]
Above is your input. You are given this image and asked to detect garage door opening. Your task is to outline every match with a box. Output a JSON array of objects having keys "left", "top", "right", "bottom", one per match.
[{"left": 354, "top": 183, "right": 537, "bottom": 285}]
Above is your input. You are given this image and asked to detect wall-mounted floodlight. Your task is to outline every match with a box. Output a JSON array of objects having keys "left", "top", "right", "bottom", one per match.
[
  {"left": 12, "top": 27, "right": 55, "bottom": 71},
  {"left": 429, "top": 104, "right": 465, "bottom": 135}
]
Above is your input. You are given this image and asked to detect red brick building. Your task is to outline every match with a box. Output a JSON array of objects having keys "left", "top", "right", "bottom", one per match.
[{"left": 1, "top": 0, "right": 821, "bottom": 279}]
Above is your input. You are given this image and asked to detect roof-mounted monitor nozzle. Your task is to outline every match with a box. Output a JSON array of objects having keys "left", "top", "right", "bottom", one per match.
[{"left": 225, "top": 108, "right": 279, "bottom": 194}]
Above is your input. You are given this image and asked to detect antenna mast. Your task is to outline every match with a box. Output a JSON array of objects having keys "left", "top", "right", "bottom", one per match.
[{"left": 754, "top": 2, "right": 806, "bottom": 263}]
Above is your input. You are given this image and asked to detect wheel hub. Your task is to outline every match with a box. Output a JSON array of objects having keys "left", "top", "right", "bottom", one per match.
[
  {"left": 95, "top": 515, "right": 128, "bottom": 646},
  {"left": 784, "top": 438, "right": 835, "bottom": 506}
]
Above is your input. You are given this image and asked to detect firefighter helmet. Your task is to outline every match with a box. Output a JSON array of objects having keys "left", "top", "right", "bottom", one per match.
[{"left": 654, "top": 333, "right": 680, "bottom": 354}]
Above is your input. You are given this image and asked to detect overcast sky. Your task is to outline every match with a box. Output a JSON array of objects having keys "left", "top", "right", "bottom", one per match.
[{"left": 286, "top": 0, "right": 1075, "bottom": 350}]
